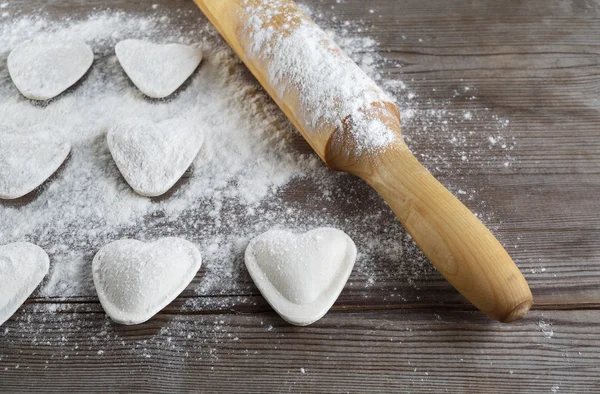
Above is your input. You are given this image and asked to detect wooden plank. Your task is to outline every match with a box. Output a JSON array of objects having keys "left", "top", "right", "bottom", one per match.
[{"left": 0, "top": 309, "right": 598, "bottom": 393}]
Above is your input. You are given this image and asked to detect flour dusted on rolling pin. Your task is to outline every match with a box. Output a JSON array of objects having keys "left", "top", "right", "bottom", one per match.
[{"left": 239, "top": 0, "right": 398, "bottom": 156}]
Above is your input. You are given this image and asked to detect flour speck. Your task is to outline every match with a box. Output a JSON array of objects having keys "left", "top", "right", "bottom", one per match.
[{"left": 539, "top": 318, "right": 554, "bottom": 339}]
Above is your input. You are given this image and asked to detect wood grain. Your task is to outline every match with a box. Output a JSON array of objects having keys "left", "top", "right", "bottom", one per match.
[
  {"left": 1, "top": 308, "right": 598, "bottom": 393},
  {"left": 1, "top": 0, "right": 599, "bottom": 392}
]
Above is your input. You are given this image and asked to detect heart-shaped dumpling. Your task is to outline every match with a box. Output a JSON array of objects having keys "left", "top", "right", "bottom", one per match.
[
  {"left": 107, "top": 118, "right": 204, "bottom": 197},
  {"left": 8, "top": 39, "right": 93, "bottom": 100},
  {"left": 245, "top": 228, "right": 357, "bottom": 326},
  {"left": 115, "top": 39, "right": 203, "bottom": 98},
  {"left": 0, "top": 125, "right": 71, "bottom": 199},
  {"left": 92, "top": 238, "right": 202, "bottom": 325},
  {"left": 0, "top": 242, "right": 50, "bottom": 326}
]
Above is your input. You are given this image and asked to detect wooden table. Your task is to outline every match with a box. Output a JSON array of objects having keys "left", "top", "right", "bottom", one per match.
[{"left": 1, "top": 0, "right": 599, "bottom": 392}]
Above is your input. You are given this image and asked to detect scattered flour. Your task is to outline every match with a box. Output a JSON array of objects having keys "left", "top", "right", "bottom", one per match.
[
  {"left": 0, "top": 3, "right": 517, "bottom": 362},
  {"left": 0, "top": 11, "right": 325, "bottom": 299}
]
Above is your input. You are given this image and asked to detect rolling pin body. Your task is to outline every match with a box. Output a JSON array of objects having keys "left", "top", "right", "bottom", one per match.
[{"left": 194, "top": 0, "right": 533, "bottom": 322}]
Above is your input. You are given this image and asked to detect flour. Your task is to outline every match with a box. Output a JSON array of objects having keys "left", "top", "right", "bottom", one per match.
[
  {"left": 0, "top": 12, "right": 326, "bottom": 300},
  {"left": 7, "top": 39, "right": 93, "bottom": 100},
  {"left": 245, "top": 227, "right": 356, "bottom": 325},
  {"left": 115, "top": 39, "right": 203, "bottom": 98},
  {"left": 241, "top": 0, "right": 396, "bottom": 155},
  {"left": 0, "top": 4, "right": 517, "bottom": 359},
  {"left": 539, "top": 318, "right": 554, "bottom": 339},
  {"left": 0, "top": 124, "right": 71, "bottom": 199},
  {"left": 107, "top": 117, "right": 204, "bottom": 197},
  {"left": 93, "top": 238, "right": 202, "bottom": 325},
  {"left": 0, "top": 243, "right": 49, "bottom": 326}
]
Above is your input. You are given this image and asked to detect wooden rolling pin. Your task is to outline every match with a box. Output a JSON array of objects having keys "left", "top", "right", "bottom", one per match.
[{"left": 194, "top": 0, "right": 533, "bottom": 322}]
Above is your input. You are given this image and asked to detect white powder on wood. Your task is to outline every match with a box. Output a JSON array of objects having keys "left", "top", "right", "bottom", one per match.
[
  {"left": 0, "top": 9, "right": 516, "bottom": 298},
  {"left": 0, "top": 11, "right": 325, "bottom": 299},
  {"left": 0, "top": 5, "right": 518, "bottom": 361}
]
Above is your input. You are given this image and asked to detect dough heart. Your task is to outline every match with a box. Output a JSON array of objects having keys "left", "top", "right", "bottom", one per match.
[
  {"left": 115, "top": 39, "right": 203, "bottom": 98},
  {"left": 107, "top": 118, "right": 204, "bottom": 197},
  {"left": 92, "top": 238, "right": 202, "bottom": 325},
  {"left": 0, "top": 125, "right": 71, "bottom": 199},
  {"left": 8, "top": 39, "right": 93, "bottom": 100},
  {"left": 245, "top": 228, "right": 357, "bottom": 326},
  {"left": 0, "top": 242, "right": 50, "bottom": 326}
]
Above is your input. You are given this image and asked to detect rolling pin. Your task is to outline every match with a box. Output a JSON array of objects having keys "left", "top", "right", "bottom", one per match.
[{"left": 194, "top": 0, "right": 533, "bottom": 322}]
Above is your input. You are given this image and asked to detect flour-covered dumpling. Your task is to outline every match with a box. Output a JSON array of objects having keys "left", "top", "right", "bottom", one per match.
[
  {"left": 245, "top": 228, "right": 357, "bottom": 326},
  {"left": 8, "top": 39, "right": 93, "bottom": 100},
  {"left": 0, "top": 243, "right": 50, "bottom": 326},
  {"left": 115, "top": 39, "right": 203, "bottom": 98},
  {"left": 92, "top": 238, "right": 202, "bottom": 325},
  {"left": 107, "top": 118, "right": 204, "bottom": 197},
  {"left": 0, "top": 124, "right": 71, "bottom": 199}
]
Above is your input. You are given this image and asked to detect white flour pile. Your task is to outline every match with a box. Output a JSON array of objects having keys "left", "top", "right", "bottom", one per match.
[{"left": 0, "top": 3, "right": 518, "bottom": 360}]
